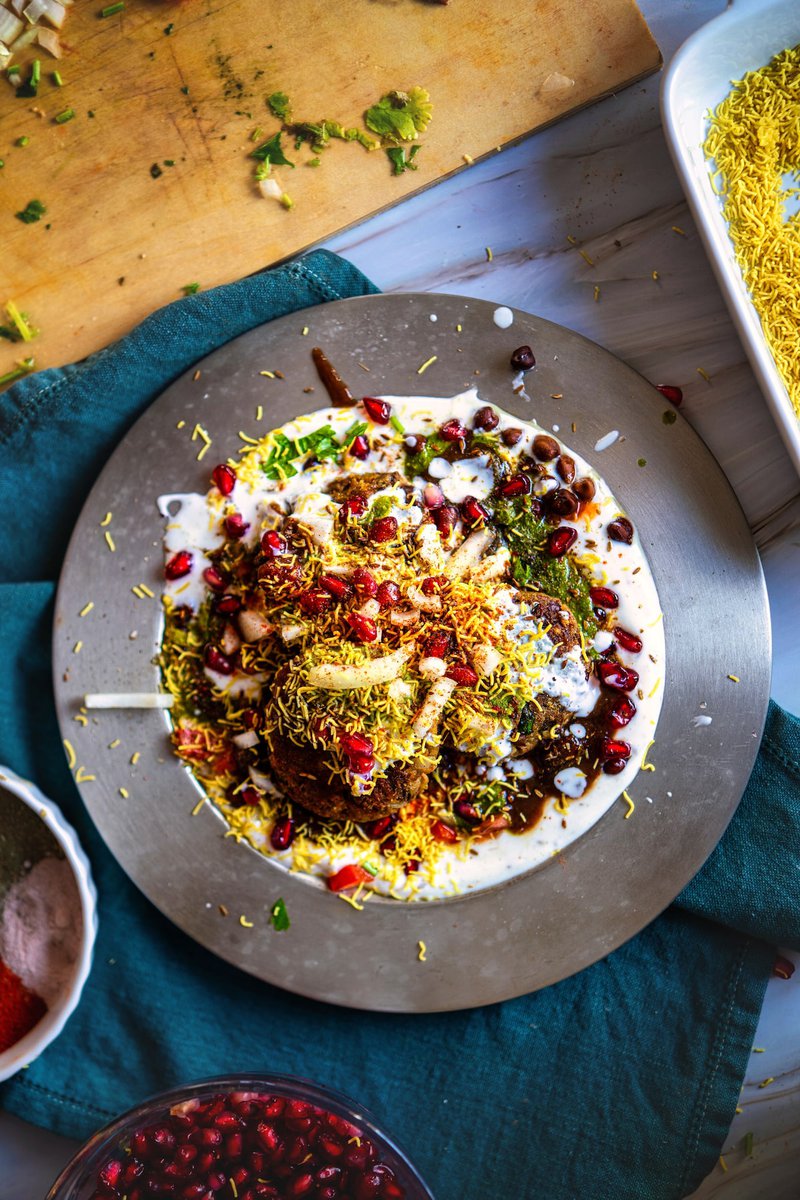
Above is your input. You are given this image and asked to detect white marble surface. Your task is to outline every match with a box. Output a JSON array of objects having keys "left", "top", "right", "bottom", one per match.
[{"left": 2, "top": 0, "right": 798, "bottom": 1196}]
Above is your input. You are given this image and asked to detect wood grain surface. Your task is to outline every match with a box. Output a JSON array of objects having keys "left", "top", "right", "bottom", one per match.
[{"left": 0, "top": 0, "right": 659, "bottom": 374}]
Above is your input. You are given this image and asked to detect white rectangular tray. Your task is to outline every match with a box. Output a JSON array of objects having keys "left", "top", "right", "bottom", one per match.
[{"left": 661, "top": 0, "right": 800, "bottom": 476}]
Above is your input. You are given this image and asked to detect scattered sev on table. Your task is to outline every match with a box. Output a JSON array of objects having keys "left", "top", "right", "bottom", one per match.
[{"left": 703, "top": 45, "right": 800, "bottom": 420}]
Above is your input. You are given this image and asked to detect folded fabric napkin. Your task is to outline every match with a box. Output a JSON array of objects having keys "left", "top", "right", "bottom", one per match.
[{"left": 1, "top": 249, "right": 798, "bottom": 1200}]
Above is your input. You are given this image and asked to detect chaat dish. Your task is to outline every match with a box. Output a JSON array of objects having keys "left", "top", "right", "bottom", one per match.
[{"left": 159, "top": 369, "right": 664, "bottom": 901}]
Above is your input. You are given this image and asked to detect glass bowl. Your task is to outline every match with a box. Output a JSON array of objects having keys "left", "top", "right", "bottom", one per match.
[{"left": 46, "top": 1074, "right": 435, "bottom": 1199}]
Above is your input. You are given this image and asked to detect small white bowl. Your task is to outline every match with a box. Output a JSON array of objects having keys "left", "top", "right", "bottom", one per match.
[
  {"left": 661, "top": 0, "right": 800, "bottom": 476},
  {"left": 0, "top": 766, "right": 97, "bottom": 1083}
]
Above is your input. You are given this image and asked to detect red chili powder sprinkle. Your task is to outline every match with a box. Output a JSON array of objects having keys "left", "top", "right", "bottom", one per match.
[{"left": 0, "top": 957, "right": 47, "bottom": 1053}]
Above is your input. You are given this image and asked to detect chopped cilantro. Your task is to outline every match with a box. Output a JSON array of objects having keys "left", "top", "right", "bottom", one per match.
[
  {"left": 289, "top": 120, "right": 377, "bottom": 153},
  {"left": 0, "top": 357, "right": 35, "bottom": 386},
  {"left": 307, "top": 157, "right": 321, "bottom": 167},
  {"left": 250, "top": 131, "right": 294, "bottom": 170},
  {"left": 364, "top": 87, "right": 432, "bottom": 142},
  {"left": 15, "top": 136, "right": 30, "bottom": 148},
  {"left": 269, "top": 897, "right": 290, "bottom": 932},
  {"left": 386, "top": 144, "right": 421, "bottom": 175},
  {"left": 150, "top": 163, "right": 163, "bottom": 179},
  {"left": 180, "top": 85, "right": 189, "bottom": 95},
  {"left": 15, "top": 199, "right": 46, "bottom": 224},
  {"left": 3, "top": 301, "right": 36, "bottom": 342},
  {"left": 262, "top": 424, "right": 341, "bottom": 479},
  {"left": 404, "top": 431, "right": 448, "bottom": 477},
  {"left": 342, "top": 419, "right": 368, "bottom": 448},
  {"left": 268, "top": 91, "right": 291, "bottom": 121},
  {"left": 366, "top": 495, "right": 394, "bottom": 522},
  {"left": 662, "top": 410, "right": 677, "bottom": 425},
  {"left": 181, "top": 282, "right": 201, "bottom": 296},
  {"left": 164, "top": 22, "right": 174, "bottom": 34}
]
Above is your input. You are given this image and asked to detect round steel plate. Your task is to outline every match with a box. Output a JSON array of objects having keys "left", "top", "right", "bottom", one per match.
[{"left": 53, "top": 294, "right": 771, "bottom": 1012}]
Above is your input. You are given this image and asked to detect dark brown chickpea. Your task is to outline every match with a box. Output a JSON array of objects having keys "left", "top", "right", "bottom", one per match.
[
  {"left": 547, "top": 488, "right": 580, "bottom": 519},
  {"left": 573, "top": 476, "right": 596, "bottom": 502},
  {"left": 556, "top": 454, "right": 576, "bottom": 484},
  {"left": 533, "top": 434, "right": 560, "bottom": 461},
  {"left": 501, "top": 427, "right": 524, "bottom": 447}
]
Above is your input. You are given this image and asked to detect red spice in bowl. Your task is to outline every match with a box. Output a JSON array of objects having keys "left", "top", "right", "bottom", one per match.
[{"left": 0, "top": 958, "right": 47, "bottom": 1053}]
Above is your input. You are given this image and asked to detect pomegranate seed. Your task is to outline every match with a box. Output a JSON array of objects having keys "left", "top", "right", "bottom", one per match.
[
  {"left": 608, "top": 517, "right": 634, "bottom": 544},
  {"left": 350, "top": 434, "right": 370, "bottom": 460},
  {"left": 383, "top": 1184, "right": 405, "bottom": 1200},
  {"left": 318, "top": 1135, "right": 345, "bottom": 1160},
  {"left": 261, "top": 530, "right": 287, "bottom": 557},
  {"left": 224, "top": 512, "right": 250, "bottom": 540},
  {"left": 601, "top": 735, "right": 632, "bottom": 762},
  {"left": 241, "top": 788, "right": 261, "bottom": 806},
  {"left": 369, "top": 516, "right": 398, "bottom": 543},
  {"left": 225, "top": 1132, "right": 244, "bottom": 1159},
  {"left": 656, "top": 383, "right": 683, "bottom": 406},
  {"left": 99, "top": 1161, "right": 124, "bottom": 1188},
  {"left": 425, "top": 630, "right": 451, "bottom": 658},
  {"left": 364, "top": 815, "right": 396, "bottom": 840},
  {"left": 603, "top": 759, "right": 626, "bottom": 775},
  {"left": 440, "top": 418, "right": 467, "bottom": 442},
  {"left": 473, "top": 405, "right": 499, "bottom": 430},
  {"left": 454, "top": 799, "right": 482, "bottom": 824},
  {"left": 597, "top": 661, "right": 639, "bottom": 692},
  {"left": 298, "top": 589, "right": 332, "bottom": 616},
  {"left": 547, "top": 527, "right": 577, "bottom": 557},
  {"left": 340, "top": 494, "right": 368, "bottom": 520},
  {"left": 614, "top": 626, "right": 643, "bottom": 654},
  {"left": 773, "top": 955, "right": 796, "bottom": 980},
  {"left": 338, "top": 731, "right": 374, "bottom": 759},
  {"left": 182, "top": 1184, "right": 207, "bottom": 1200},
  {"left": 240, "top": 707, "right": 261, "bottom": 730},
  {"left": 447, "top": 662, "right": 479, "bottom": 686},
  {"left": 461, "top": 495, "right": 488, "bottom": 526},
  {"left": 422, "top": 482, "right": 445, "bottom": 509},
  {"left": 421, "top": 575, "right": 446, "bottom": 595},
  {"left": 352, "top": 567, "right": 378, "bottom": 597},
  {"left": 349, "top": 756, "right": 375, "bottom": 778},
  {"left": 256, "top": 1122, "right": 281, "bottom": 1152},
  {"left": 215, "top": 593, "right": 241, "bottom": 615},
  {"left": 431, "top": 819, "right": 458, "bottom": 843},
  {"left": 589, "top": 586, "right": 619, "bottom": 609},
  {"left": 362, "top": 396, "right": 391, "bottom": 424},
  {"left": 319, "top": 574, "right": 353, "bottom": 601},
  {"left": 287, "top": 1174, "right": 314, "bottom": 1197},
  {"left": 353, "top": 1172, "right": 384, "bottom": 1200},
  {"left": 270, "top": 817, "right": 295, "bottom": 851},
  {"left": 204, "top": 645, "right": 235, "bottom": 675},
  {"left": 165, "top": 550, "right": 193, "bottom": 580},
  {"left": 510, "top": 344, "right": 535, "bottom": 371},
  {"left": 376, "top": 580, "right": 400, "bottom": 608},
  {"left": 203, "top": 565, "right": 228, "bottom": 592},
  {"left": 607, "top": 697, "right": 637, "bottom": 728},
  {"left": 497, "top": 474, "right": 531, "bottom": 497},
  {"left": 213, "top": 1111, "right": 242, "bottom": 1130},
  {"left": 433, "top": 504, "right": 458, "bottom": 538},
  {"left": 347, "top": 612, "right": 378, "bottom": 642},
  {"left": 316, "top": 1166, "right": 343, "bottom": 1183},
  {"left": 344, "top": 1141, "right": 374, "bottom": 1170},
  {"left": 211, "top": 463, "right": 236, "bottom": 495}
]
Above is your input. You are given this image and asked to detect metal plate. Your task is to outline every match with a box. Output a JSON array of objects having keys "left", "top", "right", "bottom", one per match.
[{"left": 53, "top": 293, "right": 771, "bottom": 1012}]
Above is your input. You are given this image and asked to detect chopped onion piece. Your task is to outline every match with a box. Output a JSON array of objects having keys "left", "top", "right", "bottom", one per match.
[
  {"left": 406, "top": 585, "right": 441, "bottom": 612},
  {"left": 258, "top": 176, "right": 282, "bottom": 200},
  {"left": 11, "top": 0, "right": 25, "bottom": 16},
  {"left": 444, "top": 528, "right": 493, "bottom": 579},
  {"left": 411, "top": 677, "right": 457, "bottom": 739},
  {"left": 24, "top": 0, "right": 65, "bottom": 27},
  {"left": 232, "top": 729, "right": 259, "bottom": 749},
  {"left": 0, "top": 9, "right": 23, "bottom": 43},
  {"left": 35, "top": 24, "right": 60, "bottom": 55},
  {"left": 84, "top": 692, "right": 174, "bottom": 709},
  {"left": 9, "top": 22, "right": 37, "bottom": 50}
]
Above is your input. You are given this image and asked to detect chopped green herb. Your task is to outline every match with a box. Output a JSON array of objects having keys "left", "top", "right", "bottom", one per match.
[
  {"left": 405, "top": 431, "right": 448, "bottom": 477},
  {"left": 250, "top": 131, "right": 294, "bottom": 172},
  {"left": 279, "top": 192, "right": 294, "bottom": 210},
  {"left": 342, "top": 419, "right": 368, "bottom": 448},
  {"left": 267, "top": 91, "right": 291, "bottom": 121},
  {"left": 362, "top": 861, "right": 379, "bottom": 877},
  {"left": 289, "top": 120, "right": 377, "bottom": 154},
  {"left": 307, "top": 156, "right": 321, "bottom": 168},
  {"left": 15, "top": 199, "right": 46, "bottom": 224},
  {"left": 164, "top": 22, "right": 174, "bottom": 34},
  {"left": 269, "top": 898, "right": 290, "bottom": 931},
  {"left": 164, "top": 159, "right": 175, "bottom": 166},
  {"left": 262, "top": 424, "right": 344, "bottom": 479},
  {"left": 101, "top": 2, "right": 125, "bottom": 16},
  {"left": 180, "top": 85, "right": 189, "bottom": 95},
  {"left": 386, "top": 144, "right": 421, "bottom": 175},
  {"left": 366, "top": 495, "right": 394, "bottom": 523},
  {"left": 88, "top": 110, "right": 95, "bottom": 118},
  {"left": 15, "top": 136, "right": 30, "bottom": 147},
  {"left": 0, "top": 160, "right": 4, "bottom": 170},
  {"left": 16, "top": 59, "right": 41, "bottom": 98},
  {"left": 389, "top": 414, "right": 405, "bottom": 435},
  {"left": 3, "top": 301, "right": 36, "bottom": 342},
  {"left": 181, "top": 282, "right": 201, "bottom": 296},
  {"left": 0, "top": 357, "right": 35, "bottom": 386},
  {"left": 54, "top": 108, "right": 75, "bottom": 125},
  {"left": 52, "top": 71, "right": 64, "bottom": 87},
  {"left": 662, "top": 410, "right": 677, "bottom": 425},
  {"left": 637, "top": 457, "right": 647, "bottom": 467},
  {"left": 364, "top": 87, "right": 432, "bottom": 142},
  {"left": 742, "top": 1132, "right": 754, "bottom": 1158},
  {"left": 150, "top": 162, "right": 163, "bottom": 179}
]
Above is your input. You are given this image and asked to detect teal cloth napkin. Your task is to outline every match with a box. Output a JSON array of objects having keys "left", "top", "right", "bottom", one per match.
[{"left": 1, "top": 249, "right": 799, "bottom": 1200}]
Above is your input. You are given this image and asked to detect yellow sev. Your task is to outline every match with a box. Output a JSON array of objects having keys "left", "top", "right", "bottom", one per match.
[{"left": 703, "top": 46, "right": 800, "bottom": 418}]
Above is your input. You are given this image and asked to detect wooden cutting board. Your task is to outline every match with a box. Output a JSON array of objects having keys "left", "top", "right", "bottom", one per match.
[{"left": 0, "top": 0, "right": 660, "bottom": 375}]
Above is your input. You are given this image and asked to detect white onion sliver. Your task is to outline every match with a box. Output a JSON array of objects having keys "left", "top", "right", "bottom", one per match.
[
  {"left": 258, "top": 177, "right": 282, "bottom": 199},
  {"left": 35, "top": 24, "right": 60, "bottom": 55},
  {"left": 0, "top": 8, "right": 23, "bottom": 42}
]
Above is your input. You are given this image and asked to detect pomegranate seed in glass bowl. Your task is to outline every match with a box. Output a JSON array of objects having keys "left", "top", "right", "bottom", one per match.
[{"left": 45, "top": 1076, "right": 434, "bottom": 1200}]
